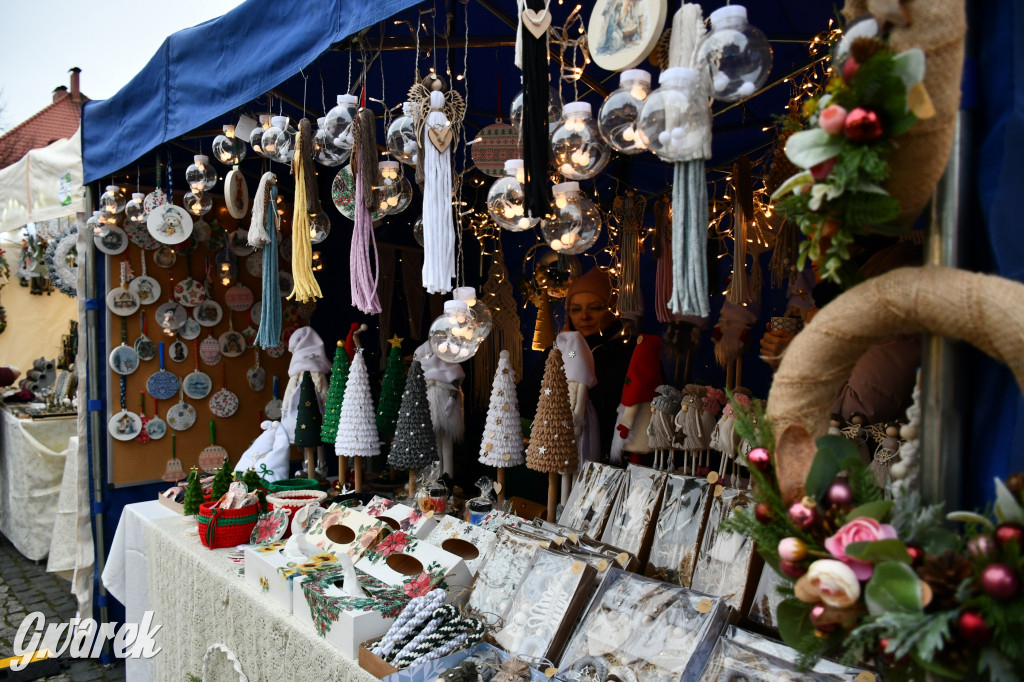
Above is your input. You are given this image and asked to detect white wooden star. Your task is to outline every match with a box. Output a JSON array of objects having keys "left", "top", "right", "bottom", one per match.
[
  {"left": 567, "top": 350, "right": 576, "bottom": 358},
  {"left": 544, "top": 388, "right": 551, "bottom": 396}
]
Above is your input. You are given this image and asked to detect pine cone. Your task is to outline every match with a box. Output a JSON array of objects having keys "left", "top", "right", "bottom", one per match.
[
  {"left": 764, "top": 128, "right": 799, "bottom": 195},
  {"left": 917, "top": 550, "right": 973, "bottom": 610},
  {"left": 1005, "top": 472, "right": 1024, "bottom": 498},
  {"left": 850, "top": 37, "right": 885, "bottom": 65}
]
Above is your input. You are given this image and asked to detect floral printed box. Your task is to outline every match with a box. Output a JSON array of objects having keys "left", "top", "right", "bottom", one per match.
[
  {"left": 363, "top": 496, "right": 439, "bottom": 539},
  {"left": 304, "top": 504, "right": 390, "bottom": 561},
  {"left": 424, "top": 515, "right": 497, "bottom": 576},
  {"left": 358, "top": 530, "right": 473, "bottom": 604},
  {"left": 243, "top": 544, "right": 338, "bottom": 613}
]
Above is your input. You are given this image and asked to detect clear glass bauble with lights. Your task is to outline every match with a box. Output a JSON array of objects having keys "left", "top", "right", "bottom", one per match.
[
  {"left": 184, "top": 191, "right": 213, "bottom": 217},
  {"left": 375, "top": 161, "right": 413, "bottom": 216},
  {"left": 413, "top": 217, "right": 424, "bottom": 246},
  {"left": 551, "top": 102, "right": 611, "bottom": 181},
  {"left": 452, "top": 286, "right": 492, "bottom": 348},
  {"left": 510, "top": 86, "right": 562, "bottom": 134},
  {"left": 541, "top": 182, "right": 602, "bottom": 255},
  {"left": 125, "top": 193, "right": 146, "bottom": 224},
  {"left": 87, "top": 210, "right": 109, "bottom": 237},
  {"left": 598, "top": 69, "right": 651, "bottom": 155},
  {"left": 212, "top": 125, "right": 247, "bottom": 166},
  {"left": 387, "top": 102, "right": 419, "bottom": 166},
  {"left": 486, "top": 159, "right": 538, "bottom": 232},
  {"left": 313, "top": 117, "right": 349, "bottom": 167},
  {"left": 186, "top": 155, "right": 217, "bottom": 192},
  {"left": 429, "top": 300, "right": 478, "bottom": 362},
  {"left": 99, "top": 185, "right": 125, "bottom": 215},
  {"left": 695, "top": 5, "right": 773, "bottom": 102},
  {"left": 635, "top": 67, "right": 710, "bottom": 162},
  {"left": 262, "top": 116, "right": 295, "bottom": 164},
  {"left": 309, "top": 211, "right": 331, "bottom": 244},
  {"left": 250, "top": 115, "right": 272, "bottom": 156},
  {"left": 324, "top": 94, "right": 359, "bottom": 151}
]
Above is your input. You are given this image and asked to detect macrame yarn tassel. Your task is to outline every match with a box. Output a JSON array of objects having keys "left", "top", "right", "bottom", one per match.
[
  {"left": 421, "top": 90, "right": 455, "bottom": 295},
  {"left": 520, "top": 0, "right": 552, "bottom": 217},
  {"left": 287, "top": 121, "right": 323, "bottom": 303},
  {"left": 350, "top": 109, "right": 382, "bottom": 313},
  {"left": 256, "top": 184, "right": 282, "bottom": 349},
  {"left": 653, "top": 197, "right": 674, "bottom": 323},
  {"left": 531, "top": 291, "right": 555, "bottom": 351},
  {"left": 248, "top": 172, "right": 277, "bottom": 247}
]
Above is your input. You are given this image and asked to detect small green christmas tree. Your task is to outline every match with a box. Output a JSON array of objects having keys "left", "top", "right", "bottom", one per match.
[
  {"left": 295, "top": 371, "right": 324, "bottom": 448},
  {"left": 241, "top": 467, "right": 262, "bottom": 491},
  {"left": 183, "top": 468, "right": 204, "bottom": 516},
  {"left": 376, "top": 336, "right": 407, "bottom": 444},
  {"left": 320, "top": 341, "right": 350, "bottom": 444},
  {"left": 211, "top": 457, "right": 233, "bottom": 501}
]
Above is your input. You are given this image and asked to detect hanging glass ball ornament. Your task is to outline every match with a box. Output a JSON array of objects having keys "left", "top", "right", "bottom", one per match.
[
  {"left": 184, "top": 191, "right": 213, "bottom": 217},
  {"left": 635, "top": 67, "right": 710, "bottom": 162},
  {"left": 99, "top": 185, "right": 126, "bottom": 215},
  {"left": 542, "top": 182, "right": 602, "bottom": 255},
  {"left": 125, "top": 193, "right": 146, "bottom": 224},
  {"left": 309, "top": 211, "right": 331, "bottom": 245},
  {"left": 313, "top": 117, "right": 349, "bottom": 167},
  {"left": 212, "top": 125, "right": 247, "bottom": 166},
  {"left": 250, "top": 114, "right": 272, "bottom": 156},
  {"left": 696, "top": 5, "right": 773, "bottom": 102},
  {"left": 87, "top": 210, "right": 110, "bottom": 237},
  {"left": 186, "top": 155, "right": 217, "bottom": 193},
  {"left": 324, "top": 94, "right": 359, "bottom": 151},
  {"left": 510, "top": 84, "right": 562, "bottom": 134},
  {"left": 387, "top": 102, "right": 419, "bottom": 166},
  {"left": 598, "top": 69, "right": 652, "bottom": 155},
  {"left": 413, "top": 216, "right": 424, "bottom": 246},
  {"left": 374, "top": 161, "right": 413, "bottom": 216},
  {"left": 262, "top": 116, "right": 295, "bottom": 164},
  {"left": 453, "top": 286, "right": 493, "bottom": 348},
  {"left": 486, "top": 160, "right": 538, "bottom": 232},
  {"left": 429, "top": 300, "right": 478, "bottom": 362},
  {"left": 551, "top": 102, "right": 610, "bottom": 181}
]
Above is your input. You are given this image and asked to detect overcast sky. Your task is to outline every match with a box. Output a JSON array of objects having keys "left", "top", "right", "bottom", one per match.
[{"left": 0, "top": 0, "right": 244, "bottom": 130}]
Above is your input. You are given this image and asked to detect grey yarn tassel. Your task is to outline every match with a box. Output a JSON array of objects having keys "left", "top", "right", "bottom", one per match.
[{"left": 669, "top": 160, "right": 709, "bottom": 317}]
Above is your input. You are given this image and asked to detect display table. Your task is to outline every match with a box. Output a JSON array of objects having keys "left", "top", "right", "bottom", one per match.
[
  {"left": 0, "top": 407, "right": 76, "bottom": 560},
  {"left": 103, "top": 501, "right": 378, "bottom": 682}
]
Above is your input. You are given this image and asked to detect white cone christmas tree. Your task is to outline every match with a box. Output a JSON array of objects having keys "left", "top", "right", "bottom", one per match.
[
  {"left": 479, "top": 350, "right": 525, "bottom": 467},
  {"left": 334, "top": 350, "right": 381, "bottom": 458}
]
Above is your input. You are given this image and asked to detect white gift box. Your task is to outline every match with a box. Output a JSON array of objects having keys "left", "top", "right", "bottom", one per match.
[
  {"left": 423, "top": 515, "right": 497, "bottom": 576},
  {"left": 357, "top": 530, "right": 474, "bottom": 602},
  {"left": 363, "top": 496, "right": 439, "bottom": 539},
  {"left": 303, "top": 504, "right": 389, "bottom": 561}
]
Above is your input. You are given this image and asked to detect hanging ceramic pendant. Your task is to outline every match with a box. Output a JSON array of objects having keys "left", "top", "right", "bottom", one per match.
[
  {"left": 278, "top": 271, "right": 293, "bottom": 299},
  {"left": 133, "top": 312, "right": 157, "bottom": 361},
  {"left": 147, "top": 204, "right": 194, "bottom": 245},
  {"left": 199, "top": 421, "right": 229, "bottom": 472},
  {"left": 135, "top": 392, "right": 151, "bottom": 444},
  {"left": 225, "top": 282, "right": 254, "bottom": 312},
  {"left": 224, "top": 168, "right": 250, "bottom": 220},
  {"left": 169, "top": 335, "right": 188, "bottom": 363},
  {"left": 162, "top": 434, "right": 185, "bottom": 483},
  {"left": 144, "top": 187, "right": 167, "bottom": 215},
  {"left": 146, "top": 397, "right": 168, "bottom": 440},
  {"left": 194, "top": 299, "right": 223, "bottom": 328},
  {"left": 331, "top": 165, "right": 383, "bottom": 221},
  {"left": 219, "top": 317, "right": 246, "bottom": 358},
  {"left": 245, "top": 255, "right": 262, "bottom": 278},
  {"left": 109, "top": 376, "right": 143, "bottom": 441},
  {"left": 241, "top": 325, "right": 258, "bottom": 346},
  {"left": 95, "top": 225, "right": 129, "bottom": 255},
  {"left": 192, "top": 219, "right": 211, "bottom": 243},
  {"left": 155, "top": 300, "right": 187, "bottom": 333},
  {"left": 228, "top": 230, "right": 254, "bottom": 257},
  {"left": 179, "top": 316, "right": 201, "bottom": 340},
  {"left": 265, "top": 376, "right": 283, "bottom": 420},
  {"left": 200, "top": 332, "right": 222, "bottom": 366},
  {"left": 210, "top": 366, "right": 239, "bottom": 418},
  {"left": 173, "top": 261, "right": 206, "bottom": 308},
  {"left": 167, "top": 386, "right": 197, "bottom": 431},
  {"left": 106, "top": 262, "right": 140, "bottom": 317},
  {"left": 278, "top": 237, "right": 291, "bottom": 263},
  {"left": 129, "top": 251, "right": 161, "bottom": 305},
  {"left": 109, "top": 318, "right": 140, "bottom": 375},
  {"left": 152, "top": 244, "right": 177, "bottom": 269},
  {"left": 247, "top": 349, "right": 266, "bottom": 391},
  {"left": 146, "top": 342, "right": 179, "bottom": 400},
  {"left": 125, "top": 197, "right": 160, "bottom": 250},
  {"left": 249, "top": 301, "right": 262, "bottom": 326},
  {"left": 184, "top": 341, "right": 213, "bottom": 399},
  {"left": 266, "top": 341, "right": 286, "bottom": 359}
]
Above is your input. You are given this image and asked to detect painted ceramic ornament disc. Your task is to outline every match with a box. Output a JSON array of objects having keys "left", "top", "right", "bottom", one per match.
[
  {"left": 167, "top": 400, "right": 196, "bottom": 431},
  {"left": 331, "top": 165, "right": 383, "bottom": 220},
  {"left": 95, "top": 227, "right": 129, "bottom": 255},
  {"left": 241, "top": 326, "right": 258, "bottom": 346},
  {"left": 279, "top": 238, "right": 291, "bottom": 263},
  {"left": 586, "top": 0, "right": 668, "bottom": 71},
  {"left": 147, "top": 204, "right": 194, "bottom": 245},
  {"left": 245, "top": 255, "right": 262, "bottom": 278},
  {"left": 225, "top": 283, "right": 254, "bottom": 311},
  {"left": 125, "top": 220, "right": 160, "bottom": 250},
  {"left": 266, "top": 342, "right": 286, "bottom": 359},
  {"left": 219, "top": 330, "right": 246, "bottom": 358},
  {"left": 229, "top": 229, "right": 254, "bottom": 257},
  {"left": 106, "top": 287, "right": 140, "bottom": 317},
  {"left": 282, "top": 302, "right": 301, "bottom": 326},
  {"left": 168, "top": 339, "right": 188, "bottom": 363},
  {"left": 225, "top": 169, "right": 250, "bottom": 220},
  {"left": 200, "top": 335, "right": 222, "bottom": 366},
  {"left": 249, "top": 301, "right": 262, "bottom": 326},
  {"left": 278, "top": 272, "right": 293, "bottom": 298},
  {"left": 146, "top": 414, "right": 167, "bottom": 440},
  {"left": 210, "top": 388, "right": 239, "bottom": 418},
  {"left": 247, "top": 361, "right": 266, "bottom": 391},
  {"left": 179, "top": 317, "right": 202, "bottom": 340},
  {"left": 471, "top": 122, "right": 520, "bottom": 176},
  {"left": 194, "top": 299, "right": 223, "bottom": 328},
  {"left": 109, "top": 344, "right": 140, "bottom": 375},
  {"left": 129, "top": 274, "right": 161, "bottom": 306},
  {"left": 192, "top": 219, "right": 211, "bottom": 243},
  {"left": 134, "top": 335, "right": 156, "bottom": 362},
  {"left": 143, "top": 188, "right": 167, "bottom": 215},
  {"left": 173, "top": 278, "right": 206, "bottom": 307},
  {"left": 155, "top": 301, "right": 187, "bottom": 331},
  {"left": 183, "top": 369, "right": 212, "bottom": 399},
  {"left": 147, "top": 369, "right": 179, "bottom": 401},
  {"left": 199, "top": 444, "right": 228, "bottom": 473},
  {"left": 152, "top": 245, "right": 177, "bottom": 268},
  {"left": 109, "top": 410, "right": 143, "bottom": 441},
  {"left": 250, "top": 509, "right": 289, "bottom": 545}
]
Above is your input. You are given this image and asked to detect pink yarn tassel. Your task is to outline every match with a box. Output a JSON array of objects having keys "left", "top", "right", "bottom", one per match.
[{"left": 351, "top": 149, "right": 382, "bottom": 314}]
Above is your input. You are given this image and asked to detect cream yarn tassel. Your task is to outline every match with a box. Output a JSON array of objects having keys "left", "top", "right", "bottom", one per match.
[
  {"left": 421, "top": 90, "right": 455, "bottom": 295},
  {"left": 247, "top": 172, "right": 277, "bottom": 248}
]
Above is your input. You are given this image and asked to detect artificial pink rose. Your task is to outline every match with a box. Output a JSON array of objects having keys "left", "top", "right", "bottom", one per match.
[
  {"left": 819, "top": 104, "right": 848, "bottom": 135},
  {"left": 801, "top": 559, "right": 861, "bottom": 608},
  {"left": 825, "top": 517, "right": 898, "bottom": 580}
]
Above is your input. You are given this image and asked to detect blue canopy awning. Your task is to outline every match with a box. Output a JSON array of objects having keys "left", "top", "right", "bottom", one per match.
[{"left": 82, "top": 0, "right": 420, "bottom": 182}]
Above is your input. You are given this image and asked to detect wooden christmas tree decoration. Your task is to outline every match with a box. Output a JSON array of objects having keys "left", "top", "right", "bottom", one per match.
[
  {"left": 320, "top": 339, "right": 351, "bottom": 444},
  {"left": 478, "top": 350, "right": 524, "bottom": 503},
  {"left": 525, "top": 347, "right": 578, "bottom": 520},
  {"left": 376, "top": 335, "right": 407, "bottom": 445},
  {"left": 294, "top": 370, "right": 324, "bottom": 479},
  {"left": 387, "top": 360, "right": 437, "bottom": 499},
  {"left": 335, "top": 349, "right": 380, "bottom": 492},
  {"left": 183, "top": 467, "right": 204, "bottom": 516}
]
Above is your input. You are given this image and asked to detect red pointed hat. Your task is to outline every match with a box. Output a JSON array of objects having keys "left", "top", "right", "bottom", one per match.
[
  {"left": 620, "top": 334, "right": 664, "bottom": 406},
  {"left": 344, "top": 322, "right": 360, "bottom": 361}
]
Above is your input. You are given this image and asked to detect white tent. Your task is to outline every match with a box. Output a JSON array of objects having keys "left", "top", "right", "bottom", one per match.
[{"left": 0, "top": 128, "right": 85, "bottom": 233}]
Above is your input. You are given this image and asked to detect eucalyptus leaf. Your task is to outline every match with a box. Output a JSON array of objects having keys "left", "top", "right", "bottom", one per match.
[
  {"left": 771, "top": 170, "right": 814, "bottom": 200},
  {"left": 994, "top": 477, "right": 1024, "bottom": 525},
  {"left": 784, "top": 129, "right": 842, "bottom": 170},
  {"left": 946, "top": 510, "right": 995, "bottom": 530},
  {"left": 804, "top": 436, "right": 863, "bottom": 501},
  {"left": 777, "top": 598, "right": 815, "bottom": 649},
  {"left": 846, "top": 500, "right": 893, "bottom": 522},
  {"left": 844, "top": 539, "right": 911, "bottom": 564},
  {"left": 865, "top": 561, "right": 922, "bottom": 616},
  {"left": 892, "top": 48, "right": 926, "bottom": 88}
]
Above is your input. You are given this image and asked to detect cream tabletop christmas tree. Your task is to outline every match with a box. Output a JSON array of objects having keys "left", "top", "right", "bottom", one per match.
[
  {"left": 479, "top": 350, "right": 525, "bottom": 502},
  {"left": 335, "top": 349, "right": 380, "bottom": 492}
]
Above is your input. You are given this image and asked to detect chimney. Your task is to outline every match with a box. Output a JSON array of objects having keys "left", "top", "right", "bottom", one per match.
[
  {"left": 52, "top": 86, "right": 68, "bottom": 103},
  {"left": 69, "top": 67, "right": 81, "bottom": 103}
]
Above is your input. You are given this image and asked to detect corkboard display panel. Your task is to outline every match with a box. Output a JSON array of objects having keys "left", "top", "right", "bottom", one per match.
[{"left": 105, "top": 198, "right": 307, "bottom": 485}]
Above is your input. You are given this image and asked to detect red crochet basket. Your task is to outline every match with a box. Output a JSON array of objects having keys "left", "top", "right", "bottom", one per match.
[
  {"left": 266, "top": 490, "right": 327, "bottom": 538},
  {"left": 197, "top": 501, "right": 260, "bottom": 549}
]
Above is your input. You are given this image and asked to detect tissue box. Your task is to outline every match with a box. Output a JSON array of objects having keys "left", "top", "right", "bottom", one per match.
[
  {"left": 293, "top": 566, "right": 411, "bottom": 659},
  {"left": 645, "top": 475, "right": 713, "bottom": 587},
  {"left": 359, "top": 530, "right": 473, "bottom": 600},
  {"left": 244, "top": 543, "right": 337, "bottom": 613},
  {"left": 364, "top": 496, "right": 439, "bottom": 539},
  {"left": 304, "top": 504, "right": 390, "bottom": 561},
  {"left": 424, "top": 515, "right": 497, "bottom": 575},
  {"left": 690, "top": 487, "right": 762, "bottom": 614},
  {"left": 558, "top": 462, "right": 626, "bottom": 539}
]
